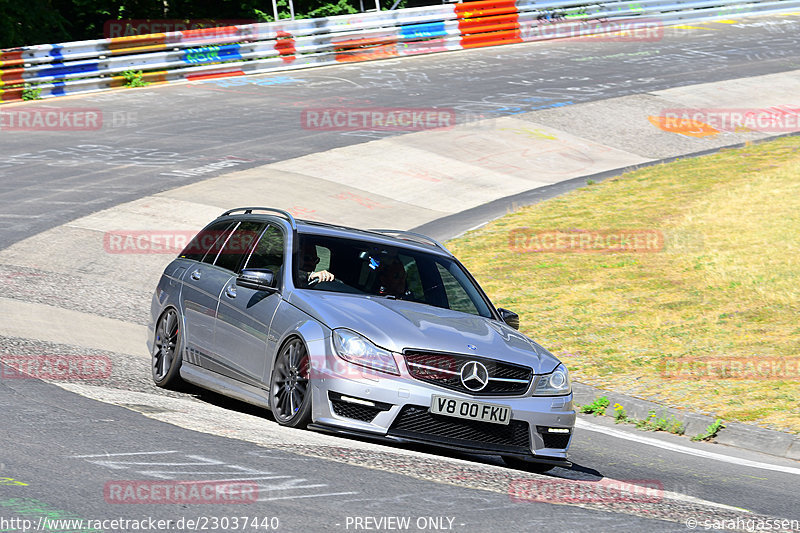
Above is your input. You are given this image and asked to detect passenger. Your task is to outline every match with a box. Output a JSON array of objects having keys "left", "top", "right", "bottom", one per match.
[{"left": 377, "top": 258, "right": 410, "bottom": 299}]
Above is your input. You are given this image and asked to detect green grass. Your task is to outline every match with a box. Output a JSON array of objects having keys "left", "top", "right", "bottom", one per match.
[
  {"left": 634, "top": 410, "right": 685, "bottom": 435},
  {"left": 447, "top": 137, "right": 800, "bottom": 433},
  {"left": 692, "top": 419, "right": 725, "bottom": 441},
  {"left": 121, "top": 70, "right": 149, "bottom": 88},
  {"left": 579, "top": 396, "right": 609, "bottom": 416}
]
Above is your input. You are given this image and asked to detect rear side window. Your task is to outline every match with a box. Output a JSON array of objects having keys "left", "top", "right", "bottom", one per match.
[
  {"left": 179, "top": 221, "right": 234, "bottom": 261},
  {"left": 213, "top": 221, "right": 266, "bottom": 272}
]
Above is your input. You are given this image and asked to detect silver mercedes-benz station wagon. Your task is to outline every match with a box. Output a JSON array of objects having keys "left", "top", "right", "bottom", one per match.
[{"left": 147, "top": 207, "right": 575, "bottom": 472}]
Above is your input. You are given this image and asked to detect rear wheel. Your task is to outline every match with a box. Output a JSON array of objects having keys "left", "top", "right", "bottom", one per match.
[
  {"left": 152, "top": 308, "right": 183, "bottom": 388},
  {"left": 501, "top": 455, "right": 556, "bottom": 473},
  {"left": 270, "top": 338, "right": 312, "bottom": 428}
]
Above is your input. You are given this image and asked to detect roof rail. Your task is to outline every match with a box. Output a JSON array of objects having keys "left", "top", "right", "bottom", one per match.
[
  {"left": 220, "top": 207, "right": 297, "bottom": 230},
  {"left": 368, "top": 229, "right": 452, "bottom": 255}
]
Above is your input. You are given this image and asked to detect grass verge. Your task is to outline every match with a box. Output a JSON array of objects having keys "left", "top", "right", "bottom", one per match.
[{"left": 447, "top": 137, "right": 800, "bottom": 433}]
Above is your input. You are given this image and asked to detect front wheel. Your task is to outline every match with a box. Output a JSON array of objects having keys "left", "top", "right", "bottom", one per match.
[
  {"left": 152, "top": 308, "right": 183, "bottom": 389},
  {"left": 269, "top": 338, "right": 312, "bottom": 428}
]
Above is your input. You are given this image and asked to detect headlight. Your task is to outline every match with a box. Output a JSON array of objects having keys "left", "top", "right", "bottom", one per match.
[
  {"left": 333, "top": 329, "right": 399, "bottom": 375},
  {"left": 533, "top": 364, "right": 571, "bottom": 396}
]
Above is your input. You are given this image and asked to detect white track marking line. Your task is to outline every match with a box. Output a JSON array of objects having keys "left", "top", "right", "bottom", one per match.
[
  {"left": 576, "top": 419, "right": 800, "bottom": 476},
  {"left": 72, "top": 451, "right": 179, "bottom": 457},
  {"left": 655, "top": 488, "right": 749, "bottom": 512},
  {"left": 258, "top": 491, "right": 358, "bottom": 501}
]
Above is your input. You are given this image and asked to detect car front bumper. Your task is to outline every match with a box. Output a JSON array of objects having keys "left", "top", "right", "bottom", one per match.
[{"left": 306, "top": 337, "right": 576, "bottom": 462}]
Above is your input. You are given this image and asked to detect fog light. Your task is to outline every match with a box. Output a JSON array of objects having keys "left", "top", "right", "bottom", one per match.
[{"left": 340, "top": 395, "right": 376, "bottom": 407}]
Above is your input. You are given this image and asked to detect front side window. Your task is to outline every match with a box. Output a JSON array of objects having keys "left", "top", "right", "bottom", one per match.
[
  {"left": 242, "top": 224, "right": 285, "bottom": 272},
  {"left": 213, "top": 221, "right": 266, "bottom": 272},
  {"left": 436, "top": 263, "right": 480, "bottom": 316},
  {"left": 293, "top": 234, "right": 493, "bottom": 318}
]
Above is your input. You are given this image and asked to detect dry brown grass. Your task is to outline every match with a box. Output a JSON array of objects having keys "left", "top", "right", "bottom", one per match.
[{"left": 448, "top": 137, "right": 800, "bottom": 433}]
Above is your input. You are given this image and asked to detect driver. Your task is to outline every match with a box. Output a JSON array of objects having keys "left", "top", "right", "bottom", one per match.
[{"left": 299, "top": 242, "right": 334, "bottom": 287}]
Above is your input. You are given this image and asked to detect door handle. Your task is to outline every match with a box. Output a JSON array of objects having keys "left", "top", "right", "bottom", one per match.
[
  {"left": 225, "top": 285, "right": 237, "bottom": 299},
  {"left": 190, "top": 269, "right": 201, "bottom": 280}
]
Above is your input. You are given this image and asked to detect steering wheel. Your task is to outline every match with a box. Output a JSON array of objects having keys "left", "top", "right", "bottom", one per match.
[{"left": 308, "top": 276, "right": 345, "bottom": 288}]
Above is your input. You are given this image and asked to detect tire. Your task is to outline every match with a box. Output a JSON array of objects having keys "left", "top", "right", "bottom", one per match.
[
  {"left": 269, "top": 337, "right": 312, "bottom": 428},
  {"left": 501, "top": 455, "right": 556, "bottom": 474},
  {"left": 152, "top": 308, "right": 184, "bottom": 389}
]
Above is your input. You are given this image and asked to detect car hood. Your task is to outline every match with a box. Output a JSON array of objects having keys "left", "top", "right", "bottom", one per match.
[{"left": 288, "top": 290, "right": 561, "bottom": 373}]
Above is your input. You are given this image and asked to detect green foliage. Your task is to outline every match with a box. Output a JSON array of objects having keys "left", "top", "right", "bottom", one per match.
[
  {"left": 121, "top": 70, "right": 148, "bottom": 88},
  {"left": 692, "top": 419, "right": 725, "bottom": 441},
  {"left": 579, "top": 396, "right": 609, "bottom": 416},
  {"left": 1, "top": 0, "right": 365, "bottom": 49},
  {"left": 254, "top": 0, "right": 294, "bottom": 22},
  {"left": 306, "top": 0, "right": 359, "bottom": 18},
  {"left": 253, "top": 8, "right": 275, "bottom": 22},
  {"left": 613, "top": 402, "right": 627, "bottom": 423},
  {"left": 22, "top": 84, "right": 43, "bottom": 100},
  {"left": 0, "top": 0, "right": 71, "bottom": 48},
  {"left": 635, "top": 410, "right": 685, "bottom": 435}
]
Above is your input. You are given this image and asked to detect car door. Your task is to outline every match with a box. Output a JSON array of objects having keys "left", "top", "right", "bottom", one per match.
[
  {"left": 179, "top": 220, "right": 237, "bottom": 367},
  {"left": 212, "top": 222, "right": 284, "bottom": 386}
]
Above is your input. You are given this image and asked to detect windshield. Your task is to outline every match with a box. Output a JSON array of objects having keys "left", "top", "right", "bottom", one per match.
[{"left": 293, "top": 234, "right": 494, "bottom": 318}]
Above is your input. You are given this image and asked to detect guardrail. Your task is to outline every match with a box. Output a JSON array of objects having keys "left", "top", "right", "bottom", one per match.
[{"left": 1, "top": 0, "right": 798, "bottom": 103}]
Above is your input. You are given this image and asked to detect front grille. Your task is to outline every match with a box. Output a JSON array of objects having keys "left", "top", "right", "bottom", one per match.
[
  {"left": 388, "top": 405, "right": 531, "bottom": 454},
  {"left": 537, "top": 427, "right": 572, "bottom": 449},
  {"left": 328, "top": 392, "right": 391, "bottom": 423},
  {"left": 404, "top": 351, "right": 532, "bottom": 396}
]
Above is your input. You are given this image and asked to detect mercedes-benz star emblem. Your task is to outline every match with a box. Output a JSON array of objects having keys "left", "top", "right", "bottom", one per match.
[{"left": 460, "top": 361, "right": 489, "bottom": 392}]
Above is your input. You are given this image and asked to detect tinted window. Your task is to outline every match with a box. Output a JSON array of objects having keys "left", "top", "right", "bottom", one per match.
[
  {"left": 201, "top": 221, "right": 239, "bottom": 266},
  {"left": 214, "top": 221, "right": 266, "bottom": 272},
  {"left": 243, "top": 224, "right": 285, "bottom": 272},
  {"left": 294, "top": 234, "right": 493, "bottom": 318},
  {"left": 179, "top": 221, "right": 234, "bottom": 262},
  {"left": 436, "top": 263, "right": 479, "bottom": 315}
]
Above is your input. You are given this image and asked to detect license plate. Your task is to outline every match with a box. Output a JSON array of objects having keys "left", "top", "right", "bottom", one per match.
[{"left": 430, "top": 395, "right": 511, "bottom": 425}]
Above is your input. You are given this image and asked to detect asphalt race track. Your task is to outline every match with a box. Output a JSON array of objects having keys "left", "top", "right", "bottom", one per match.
[
  {"left": 2, "top": 17, "right": 800, "bottom": 248},
  {"left": 1, "top": 15, "right": 800, "bottom": 533}
]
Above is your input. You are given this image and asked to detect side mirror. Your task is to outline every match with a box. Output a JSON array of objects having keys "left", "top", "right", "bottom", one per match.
[
  {"left": 497, "top": 308, "right": 520, "bottom": 330},
  {"left": 236, "top": 268, "right": 276, "bottom": 292}
]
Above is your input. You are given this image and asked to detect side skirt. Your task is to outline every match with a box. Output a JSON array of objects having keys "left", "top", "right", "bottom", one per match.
[{"left": 181, "top": 362, "right": 271, "bottom": 410}]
